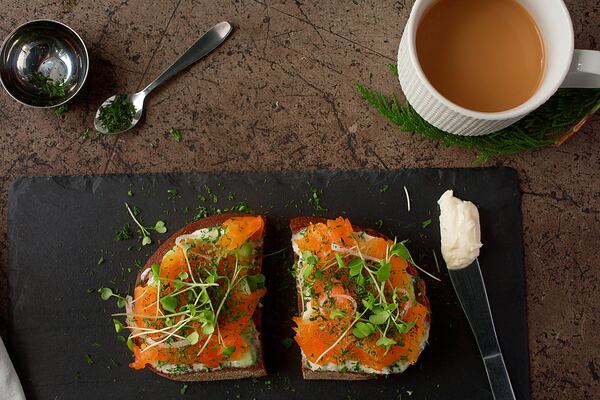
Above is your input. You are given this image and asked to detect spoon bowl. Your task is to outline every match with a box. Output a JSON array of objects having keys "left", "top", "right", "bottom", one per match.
[
  {"left": 93, "top": 21, "right": 232, "bottom": 135},
  {"left": 94, "top": 92, "right": 146, "bottom": 135}
]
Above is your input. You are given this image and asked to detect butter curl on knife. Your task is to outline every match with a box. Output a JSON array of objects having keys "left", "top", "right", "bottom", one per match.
[{"left": 437, "top": 190, "right": 483, "bottom": 269}]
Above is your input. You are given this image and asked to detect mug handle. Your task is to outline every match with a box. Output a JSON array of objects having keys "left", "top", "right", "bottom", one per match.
[{"left": 561, "top": 50, "right": 600, "bottom": 88}]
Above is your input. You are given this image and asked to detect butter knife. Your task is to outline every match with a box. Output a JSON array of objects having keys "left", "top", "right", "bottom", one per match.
[{"left": 448, "top": 258, "right": 516, "bottom": 400}]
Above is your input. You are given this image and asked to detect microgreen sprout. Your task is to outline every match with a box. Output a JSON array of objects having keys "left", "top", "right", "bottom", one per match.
[
  {"left": 99, "top": 287, "right": 127, "bottom": 308},
  {"left": 99, "top": 287, "right": 114, "bottom": 300},
  {"left": 390, "top": 240, "right": 441, "bottom": 282},
  {"left": 113, "top": 319, "right": 124, "bottom": 333},
  {"left": 308, "top": 185, "right": 327, "bottom": 211},
  {"left": 124, "top": 202, "right": 167, "bottom": 246}
]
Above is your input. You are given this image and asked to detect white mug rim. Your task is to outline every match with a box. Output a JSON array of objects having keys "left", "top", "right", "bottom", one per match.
[{"left": 405, "top": 0, "right": 575, "bottom": 120}]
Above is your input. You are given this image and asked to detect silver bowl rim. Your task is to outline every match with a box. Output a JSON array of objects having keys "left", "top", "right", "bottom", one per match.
[{"left": 0, "top": 19, "right": 90, "bottom": 109}]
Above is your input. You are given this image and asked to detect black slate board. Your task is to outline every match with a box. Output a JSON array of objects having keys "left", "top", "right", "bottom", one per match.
[{"left": 7, "top": 169, "right": 528, "bottom": 400}]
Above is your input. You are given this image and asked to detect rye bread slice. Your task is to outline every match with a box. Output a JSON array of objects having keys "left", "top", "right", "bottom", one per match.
[
  {"left": 290, "top": 216, "right": 430, "bottom": 380},
  {"left": 135, "top": 212, "right": 267, "bottom": 382}
]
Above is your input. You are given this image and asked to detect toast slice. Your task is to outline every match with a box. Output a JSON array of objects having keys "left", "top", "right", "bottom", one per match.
[
  {"left": 290, "top": 216, "right": 430, "bottom": 380},
  {"left": 125, "top": 212, "right": 267, "bottom": 381}
]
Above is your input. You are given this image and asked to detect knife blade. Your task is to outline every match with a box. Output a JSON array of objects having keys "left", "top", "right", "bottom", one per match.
[{"left": 448, "top": 258, "right": 516, "bottom": 400}]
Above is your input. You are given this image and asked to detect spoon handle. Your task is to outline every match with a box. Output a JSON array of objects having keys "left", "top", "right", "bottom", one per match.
[{"left": 141, "top": 21, "right": 233, "bottom": 95}]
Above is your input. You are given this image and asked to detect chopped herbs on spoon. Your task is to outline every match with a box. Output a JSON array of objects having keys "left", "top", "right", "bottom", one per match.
[
  {"left": 27, "top": 72, "right": 66, "bottom": 98},
  {"left": 98, "top": 95, "right": 136, "bottom": 134}
]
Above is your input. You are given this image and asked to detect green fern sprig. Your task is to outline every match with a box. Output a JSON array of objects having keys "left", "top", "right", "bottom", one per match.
[{"left": 357, "top": 64, "right": 600, "bottom": 162}]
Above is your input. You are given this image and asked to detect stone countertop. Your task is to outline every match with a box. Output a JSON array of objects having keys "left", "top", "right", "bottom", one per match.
[{"left": 0, "top": 1, "right": 598, "bottom": 399}]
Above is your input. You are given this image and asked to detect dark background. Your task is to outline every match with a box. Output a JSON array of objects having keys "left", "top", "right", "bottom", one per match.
[{"left": 8, "top": 169, "right": 526, "bottom": 399}]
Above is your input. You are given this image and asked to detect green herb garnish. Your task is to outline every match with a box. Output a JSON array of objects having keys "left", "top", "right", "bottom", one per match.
[
  {"left": 194, "top": 206, "right": 208, "bottom": 220},
  {"left": 421, "top": 219, "right": 432, "bottom": 228},
  {"left": 169, "top": 128, "right": 183, "bottom": 142},
  {"left": 115, "top": 225, "right": 133, "bottom": 241},
  {"left": 167, "top": 188, "right": 179, "bottom": 200},
  {"left": 84, "top": 354, "right": 94, "bottom": 365},
  {"left": 54, "top": 104, "right": 69, "bottom": 117},
  {"left": 113, "top": 319, "right": 123, "bottom": 333},
  {"left": 281, "top": 337, "right": 294, "bottom": 348},
  {"left": 180, "top": 384, "right": 189, "bottom": 395},
  {"left": 357, "top": 64, "right": 600, "bottom": 162},
  {"left": 97, "top": 256, "right": 105, "bottom": 265},
  {"left": 222, "top": 345, "right": 236, "bottom": 357},
  {"left": 97, "top": 95, "right": 136, "bottom": 134},
  {"left": 28, "top": 72, "right": 66, "bottom": 98},
  {"left": 228, "top": 202, "right": 253, "bottom": 213},
  {"left": 308, "top": 185, "right": 327, "bottom": 212},
  {"left": 82, "top": 128, "right": 90, "bottom": 141},
  {"left": 99, "top": 287, "right": 126, "bottom": 308}
]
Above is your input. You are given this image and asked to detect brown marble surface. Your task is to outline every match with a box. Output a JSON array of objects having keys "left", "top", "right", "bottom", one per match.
[{"left": 0, "top": 1, "right": 598, "bottom": 399}]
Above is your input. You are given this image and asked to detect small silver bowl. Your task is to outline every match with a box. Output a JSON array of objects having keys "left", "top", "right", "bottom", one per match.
[{"left": 0, "top": 19, "right": 89, "bottom": 108}]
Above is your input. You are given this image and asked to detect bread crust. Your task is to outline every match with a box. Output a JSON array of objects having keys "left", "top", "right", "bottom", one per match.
[
  {"left": 134, "top": 212, "right": 267, "bottom": 382},
  {"left": 290, "top": 216, "right": 430, "bottom": 380}
]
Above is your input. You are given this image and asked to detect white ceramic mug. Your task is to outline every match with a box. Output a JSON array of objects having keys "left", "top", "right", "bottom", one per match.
[{"left": 397, "top": 0, "right": 600, "bottom": 136}]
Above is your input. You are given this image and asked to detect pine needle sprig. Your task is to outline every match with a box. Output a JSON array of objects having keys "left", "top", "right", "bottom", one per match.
[{"left": 357, "top": 64, "right": 600, "bottom": 162}]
